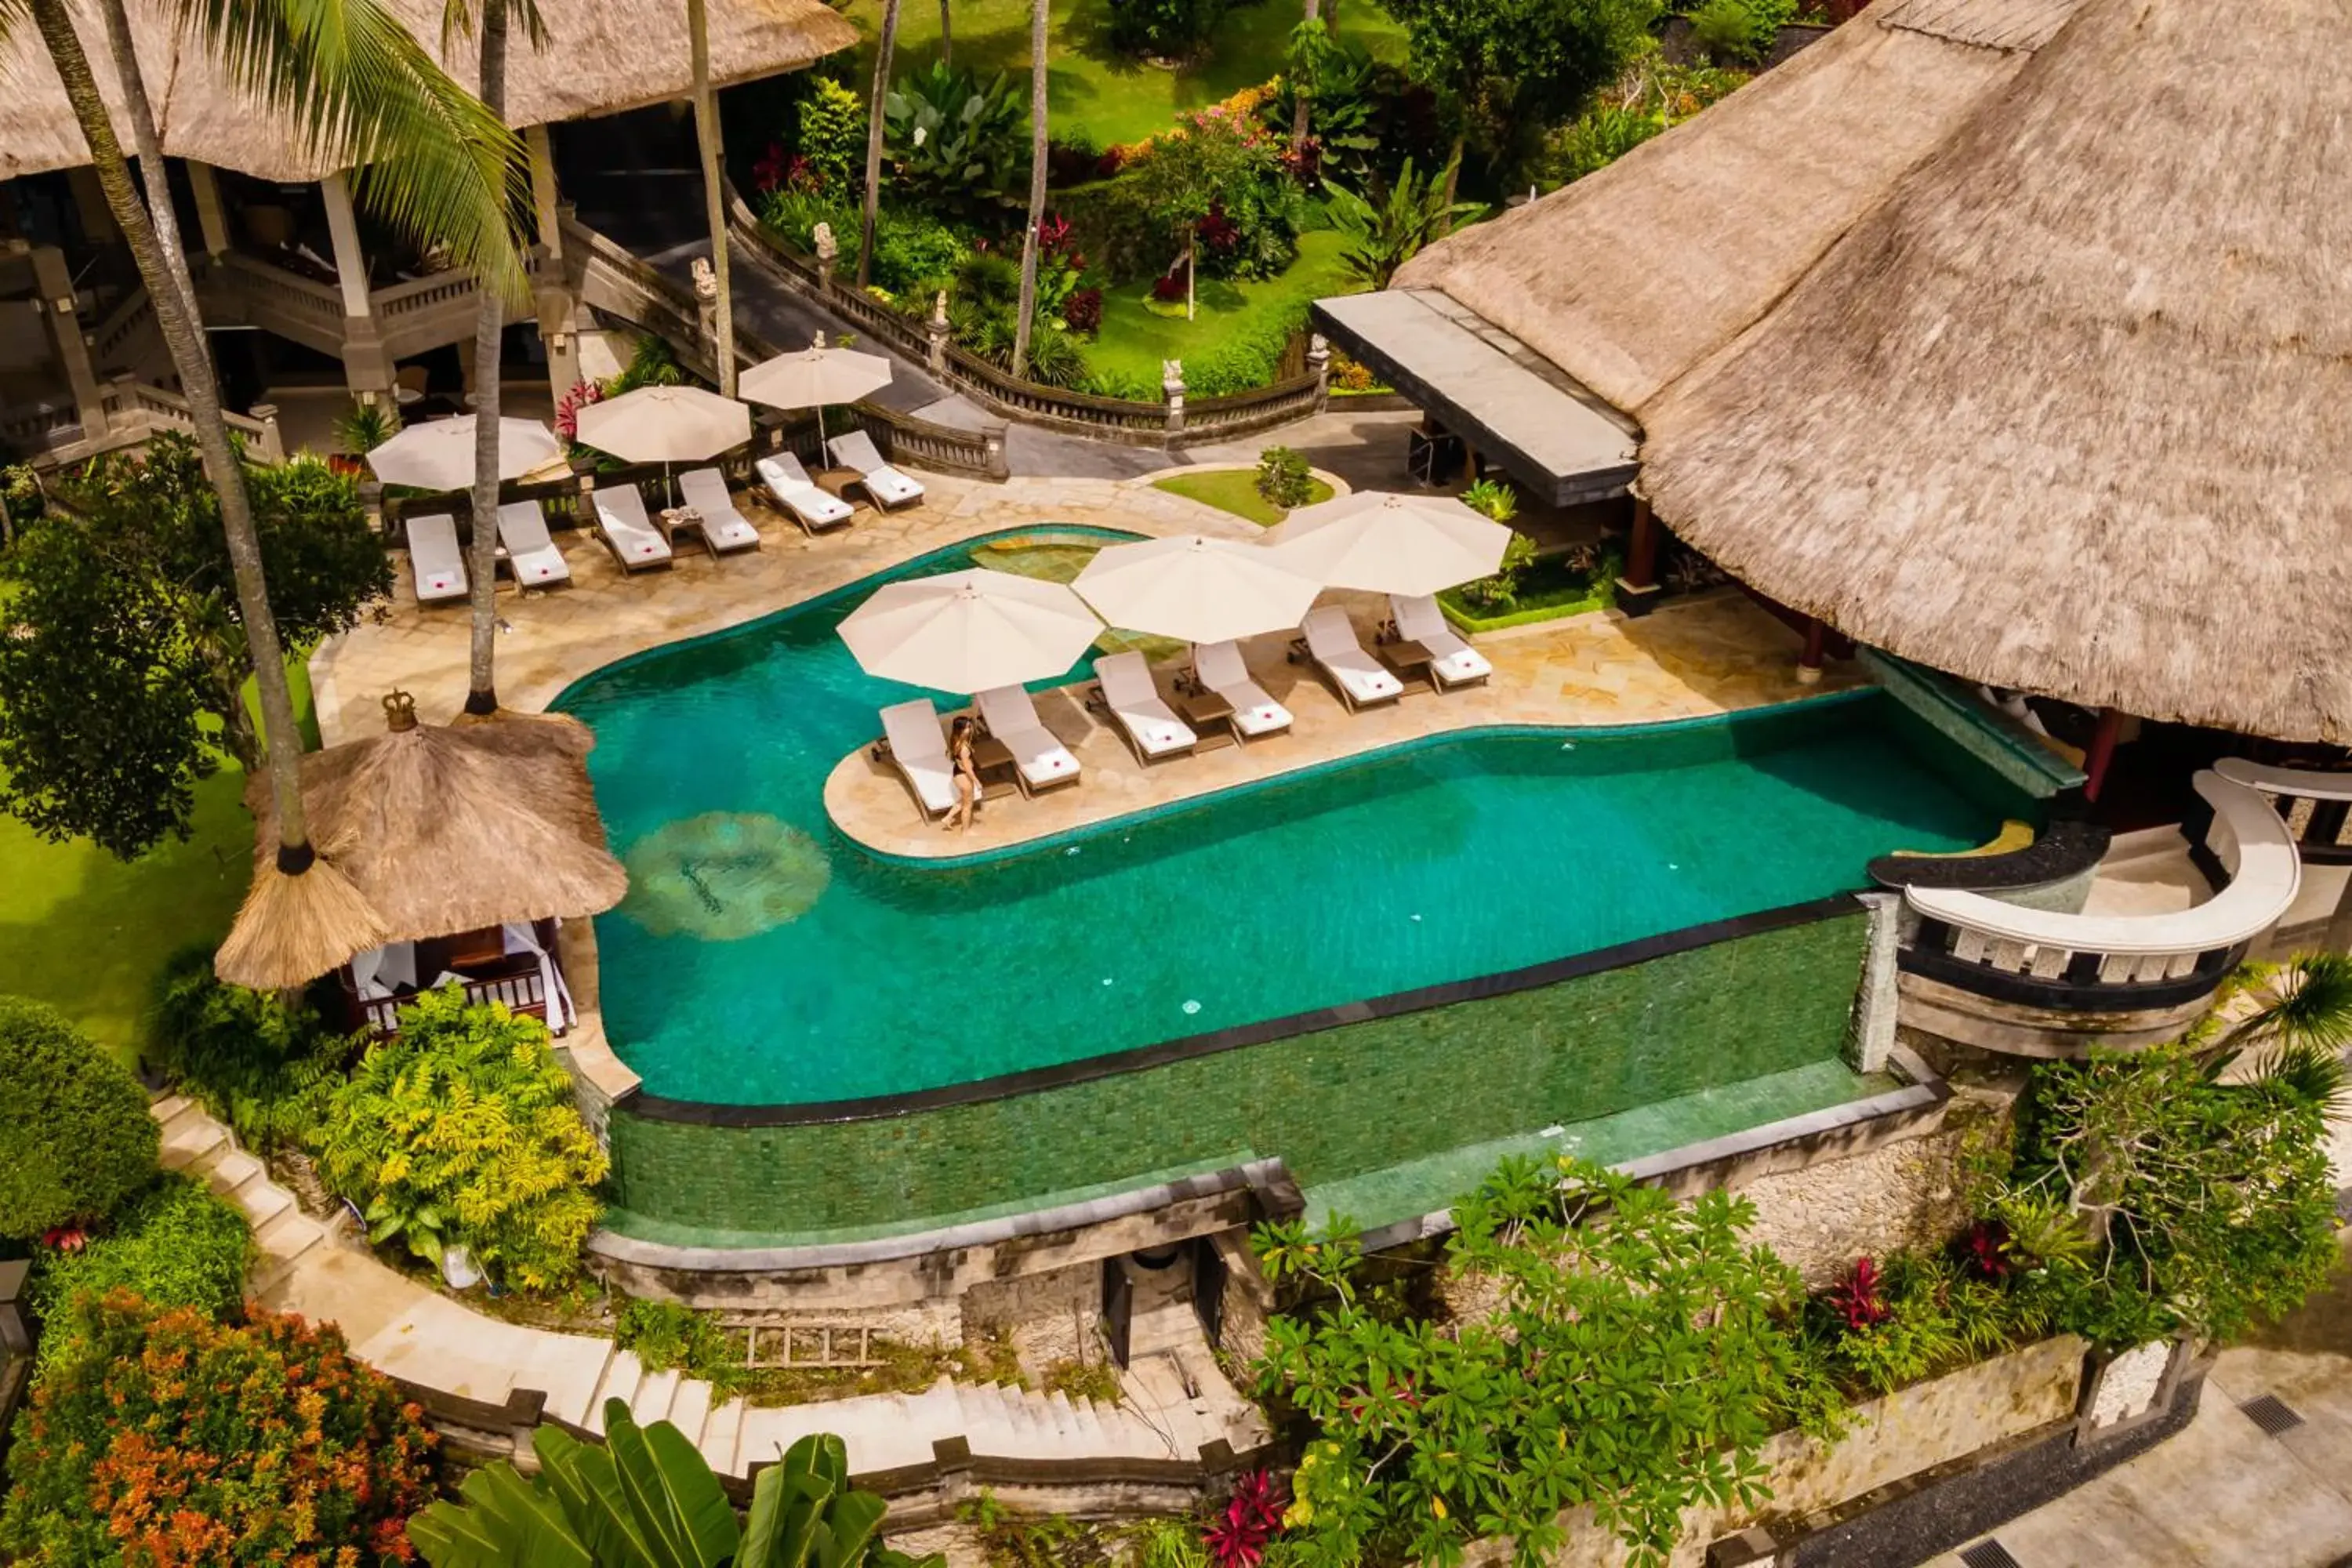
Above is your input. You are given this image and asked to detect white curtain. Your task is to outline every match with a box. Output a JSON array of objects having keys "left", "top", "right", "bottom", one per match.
[
  {"left": 349, "top": 940, "right": 418, "bottom": 1000},
  {"left": 502, "top": 920, "right": 574, "bottom": 1030}
]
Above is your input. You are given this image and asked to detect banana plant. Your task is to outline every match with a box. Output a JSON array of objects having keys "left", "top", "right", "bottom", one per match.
[{"left": 408, "top": 1403, "right": 942, "bottom": 1568}]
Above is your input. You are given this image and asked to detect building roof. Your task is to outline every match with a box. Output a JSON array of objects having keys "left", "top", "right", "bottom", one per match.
[
  {"left": 0, "top": 0, "right": 856, "bottom": 183},
  {"left": 215, "top": 705, "right": 627, "bottom": 989}
]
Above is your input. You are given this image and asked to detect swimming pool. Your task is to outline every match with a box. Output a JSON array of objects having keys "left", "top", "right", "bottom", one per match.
[{"left": 555, "top": 529, "right": 1994, "bottom": 1108}]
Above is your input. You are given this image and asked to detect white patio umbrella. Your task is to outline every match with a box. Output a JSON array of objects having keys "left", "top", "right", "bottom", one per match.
[
  {"left": 1261, "top": 490, "right": 1515, "bottom": 597},
  {"left": 1071, "top": 533, "right": 1321, "bottom": 646},
  {"left": 573, "top": 385, "right": 752, "bottom": 506},
  {"left": 838, "top": 569, "right": 1103, "bottom": 694},
  {"left": 739, "top": 332, "right": 894, "bottom": 450},
  {"left": 364, "top": 415, "right": 561, "bottom": 492}
]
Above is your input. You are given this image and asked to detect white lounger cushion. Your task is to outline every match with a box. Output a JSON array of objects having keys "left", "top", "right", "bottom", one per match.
[
  {"left": 1093, "top": 652, "right": 1196, "bottom": 758},
  {"left": 495, "top": 501, "right": 571, "bottom": 586},
  {"left": 408, "top": 513, "right": 468, "bottom": 604},
  {"left": 756, "top": 453, "right": 854, "bottom": 529},
  {"left": 829, "top": 430, "right": 925, "bottom": 508},
  {"left": 1193, "top": 640, "right": 1291, "bottom": 736},
  {"left": 593, "top": 485, "right": 673, "bottom": 566},
  {"left": 880, "top": 699, "right": 957, "bottom": 818},
  {"left": 1392, "top": 593, "right": 1492, "bottom": 685},
  {"left": 1302, "top": 605, "right": 1403, "bottom": 706},
  {"left": 677, "top": 468, "right": 761, "bottom": 553},
  {"left": 975, "top": 686, "right": 1081, "bottom": 789}
]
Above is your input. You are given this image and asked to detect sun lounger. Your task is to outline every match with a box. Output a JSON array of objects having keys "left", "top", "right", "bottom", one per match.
[
  {"left": 1391, "top": 593, "right": 1492, "bottom": 690},
  {"left": 1293, "top": 604, "right": 1403, "bottom": 711},
  {"left": 1089, "top": 652, "right": 1196, "bottom": 764},
  {"left": 495, "top": 501, "right": 571, "bottom": 589},
  {"left": 592, "top": 485, "right": 674, "bottom": 572},
  {"left": 756, "top": 452, "right": 855, "bottom": 535},
  {"left": 406, "top": 513, "right": 468, "bottom": 605},
  {"left": 874, "top": 699, "right": 957, "bottom": 820},
  {"left": 677, "top": 469, "right": 762, "bottom": 554},
  {"left": 827, "top": 429, "right": 926, "bottom": 510},
  {"left": 1193, "top": 640, "right": 1291, "bottom": 742},
  {"left": 975, "top": 685, "right": 1082, "bottom": 795}
]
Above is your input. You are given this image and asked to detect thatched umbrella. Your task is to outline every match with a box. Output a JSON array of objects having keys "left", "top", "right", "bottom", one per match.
[
  {"left": 1635, "top": 0, "right": 2352, "bottom": 744},
  {"left": 1, "top": 0, "right": 858, "bottom": 181},
  {"left": 214, "top": 694, "right": 628, "bottom": 990}
]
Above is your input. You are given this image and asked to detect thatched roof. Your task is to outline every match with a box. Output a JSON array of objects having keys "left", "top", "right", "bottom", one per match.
[
  {"left": 1638, "top": 0, "right": 2352, "bottom": 744},
  {"left": 0, "top": 0, "right": 856, "bottom": 183},
  {"left": 215, "top": 703, "right": 628, "bottom": 989},
  {"left": 1390, "top": 0, "right": 2068, "bottom": 415}
]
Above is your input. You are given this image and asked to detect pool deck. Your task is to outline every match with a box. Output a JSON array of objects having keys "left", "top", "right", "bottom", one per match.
[{"left": 825, "top": 589, "right": 1861, "bottom": 860}]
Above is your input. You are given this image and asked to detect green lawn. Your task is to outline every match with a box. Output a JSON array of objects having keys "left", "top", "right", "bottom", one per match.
[
  {"left": 1087, "top": 227, "right": 1359, "bottom": 391},
  {"left": 835, "top": 0, "right": 1407, "bottom": 150},
  {"left": 1152, "top": 466, "right": 1332, "bottom": 525}
]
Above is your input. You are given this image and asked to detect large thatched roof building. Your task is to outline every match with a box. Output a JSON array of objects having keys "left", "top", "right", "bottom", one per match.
[
  {"left": 1374, "top": 0, "right": 2350, "bottom": 746},
  {"left": 216, "top": 697, "right": 626, "bottom": 997},
  {"left": 0, "top": 0, "right": 857, "bottom": 181}
]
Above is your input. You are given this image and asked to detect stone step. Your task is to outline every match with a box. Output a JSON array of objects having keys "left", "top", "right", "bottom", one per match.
[
  {"left": 586, "top": 1351, "right": 644, "bottom": 1434},
  {"left": 667, "top": 1377, "right": 714, "bottom": 1447},
  {"left": 200, "top": 1146, "right": 267, "bottom": 1198},
  {"left": 252, "top": 1205, "right": 324, "bottom": 1260},
  {"left": 151, "top": 1093, "right": 195, "bottom": 1126},
  {"left": 631, "top": 1367, "right": 681, "bottom": 1427},
  {"left": 236, "top": 1179, "right": 295, "bottom": 1232},
  {"left": 702, "top": 1397, "right": 748, "bottom": 1476},
  {"left": 159, "top": 1112, "right": 227, "bottom": 1171}
]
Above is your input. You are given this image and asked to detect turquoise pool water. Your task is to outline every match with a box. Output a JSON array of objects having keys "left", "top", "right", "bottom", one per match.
[{"left": 555, "top": 530, "right": 1992, "bottom": 1107}]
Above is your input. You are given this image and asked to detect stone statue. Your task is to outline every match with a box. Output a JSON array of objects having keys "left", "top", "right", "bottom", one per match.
[
  {"left": 813, "top": 222, "right": 838, "bottom": 262},
  {"left": 689, "top": 256, "right": 717, "bottom": 303}
]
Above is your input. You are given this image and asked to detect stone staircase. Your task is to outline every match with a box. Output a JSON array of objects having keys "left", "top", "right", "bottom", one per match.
[{"left": 148, "top": 1096, "right": 1266, "bottom": 1479}]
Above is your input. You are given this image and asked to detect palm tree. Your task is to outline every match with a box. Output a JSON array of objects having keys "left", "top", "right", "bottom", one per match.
[
  {"left": 1010, "top": 0, "right": 1047, "bottom": 378},
  {"left": 938, "top": 0, "right": 951, "bottom": 65},
  {"left": 686, "top": 0, "right": 736, "bottom": 395},
  {"left": 858, "top": 0, "right": 904, "bottom": 289},
  {"left": 448, "top": 0, "right": 548, "bottom": 718},
  {"left": 11, "top": 0, "right": 524, "bottom": 879},
  {"left": 1290, "top": 0, "right": 1319, "bottom": 155}
]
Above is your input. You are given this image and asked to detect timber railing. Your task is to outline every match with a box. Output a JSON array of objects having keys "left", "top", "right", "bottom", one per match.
[{"left": 720, "top": 187, "right": 1329, "bottom": 448}]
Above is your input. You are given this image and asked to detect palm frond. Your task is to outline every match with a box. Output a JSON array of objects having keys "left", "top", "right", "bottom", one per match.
[
  {"left": 173, "top": 0, "right": 531, "bottom": 300},
  {"left": 2245, "top": 1037, "right": 2352, "bottom": 1119}
]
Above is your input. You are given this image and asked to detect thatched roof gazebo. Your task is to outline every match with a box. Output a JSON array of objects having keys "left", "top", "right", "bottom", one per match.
[
  {"left": 215, "top": 695, "right": 627, "bottom": 1002},
  {"left": 0, "top": 0, "right": 858, "bottom": 181}
]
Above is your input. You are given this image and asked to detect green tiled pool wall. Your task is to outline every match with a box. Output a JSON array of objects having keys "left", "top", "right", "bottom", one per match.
[{"left": 603, "top": 909, "right": 1873, "bottom": 1246}]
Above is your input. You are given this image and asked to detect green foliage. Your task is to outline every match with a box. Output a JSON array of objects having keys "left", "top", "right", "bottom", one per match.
[
  {"left": 615, "top": 1298, "right": 750, "bottom": 1399},
  {"left": 1538, "top": 100, "right": 1661, "bottom": 186},
  {"left": 0, "top": 1294, "right": 438, "bottom": 1566},
  {"left": 957, "top": 1491, "right": 1089, "bottom": 1568},
  {"left": 1455, "top": 511, "right": 1535, "bottom": 612},
  {"left": 1688, "top": 0, "right": 1771, "bottom": 63},
  {"left": 797, "top": 75, "right": 869, "bottom": 191},
  {"left": 885, "top": 61, "right": 1025, "bottom": 217},
  {"left": 609, "top": 333, "right": 686, "bottom": 396},
  {"left": 330, "top": 396, "right": 402, "bottom": 456},
  {"left": 146, "top": 946, "right": 356, "bottom": 1150},
  {"left": 0, "top": 463, "right": 43, "bottom": 530},
  {"left": 0, "top": 996, "right": 160, "bottom": 1240},
  {"left": 1381, "top": 0, "right": 1659, "bottom": 173},
  {"left": 29, "top": 1177, "right": 251, "bottom": 1369},
  {"left": 1255, "top": 445, "right": 1316, "bottom": 508},
  {"left": 1460, "top": 476, "right": 1519, "bottom": 522},
  {"left": 1118, "top": 109, "right": 1286, "bottom": 251},
  {"left": 1991, "top": 1041, "right": 2345, "bottom": 1348},
  {"left": 1041, "top": 1356, "right": 1124, "bottom": 1406},
  {"left": 1254, "top": 1156, "right": 1832, "bottom": 1568},
  {"left": 411, "top": 1408, "right": 944, "bottom": 1568},
  {"left": 313, "top": 987, "right": 608, "bottom": 1291},
  {"left": 1106, "top": 0, "right": 1227, "bottom": 60},
  {"left": 1324, "top": 157, "right": 1486, "bottom": 289},
  {"left": 1801, "top": 1251, "right": 2038, "bottom": 1397},
  {"left": 0, "top": 435, "right": 391, "bottom": 856},
  {"left": 1111, "top": 1517, "right": 1209, "bottom": 1568}
]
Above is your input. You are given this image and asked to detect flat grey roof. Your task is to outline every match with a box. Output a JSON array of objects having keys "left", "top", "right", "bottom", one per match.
[{"left": 1313, "top": 289, "right": 1640, "bottom": 507}]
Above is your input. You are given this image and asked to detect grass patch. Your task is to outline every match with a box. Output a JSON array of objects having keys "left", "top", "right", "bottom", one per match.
[
  {"left": 1439, "top": 553, "right": 1621, "bottom": 633},
  {"left": 828, "top": 0, "right": 1406, "bottom": 151},
  {"left": 1087, "top": 228, "right": 1360, "bottom": 392},
  {"left": 1152, "top": 467, "right": 1332, "bottom": 527}
]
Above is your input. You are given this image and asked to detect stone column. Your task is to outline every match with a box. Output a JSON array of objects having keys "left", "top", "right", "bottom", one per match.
[
  {"left": 926, "top": 290, "right": 950, "bottom": 372},
  {"left": 1162, "top": 358, "right": 1185, "bottom": 437},
  {"left": 526, "top": 125, "right": 564, "bottom": 263},
  {"left": 1796, "top": 616, "right": 1827, "bottom": 685},
  {"left": 321, "top": 172, "right": 392, "bottom": 401},
  {"left": 249, "top": 402, "right": 285, "bottom": 463},
  {"left": 814, "top": 223, "right": 838, "bottom": 295},
  {"left": 535, "top": 282, "right": 583, "bottom": 397},
  {"left": 1847, "top": 891, "right": 1901, "bottom": 1073},
  {"left": 187, "top": 162, "right": 231, "bottom": 259},
  {"left": 30, "top": 245, "right": 107, "bottom": 440}
]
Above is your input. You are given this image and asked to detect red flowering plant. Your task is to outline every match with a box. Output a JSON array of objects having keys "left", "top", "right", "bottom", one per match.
[
  {"left": 1204, "top": 1468, "right": 1289, "bottom": 1568},
  {"left": 0, "top": 1291, "right": 439, "bottom": 1566},
  {"left": 753, "top": 139, "right": 793, "bottom": 193},
  {"left": 554, "top": 378, "right": 604, "bottom": 447},
  {"left": 1829, "top": 1256, "right": 1891, "bottom": 1331}
]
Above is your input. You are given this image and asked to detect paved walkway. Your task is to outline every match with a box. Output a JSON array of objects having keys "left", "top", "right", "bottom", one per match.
[
  {"left": 156, "top": 1094, "right": 1265, "bottom": 1476},
  {"left": 1924, "top": 1243, "right": 2352, "bottom": 1568}
]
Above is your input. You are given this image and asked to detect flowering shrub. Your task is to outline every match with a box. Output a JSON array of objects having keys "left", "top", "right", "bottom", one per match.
[
  {"left": 1204, "top": 1469, "right": 1287, "bottom": 1568},
  {"left": 553, "top": 378, "right": 604, "bottom": 446},
  {"left": 0, "top": 1292, "right": 437, "bottom": 1566},
  {"left": 30, "top": 1177, "right": 250, "bottom": 1370},
  {"left": 1062, "top": 288, "right": 1103, "bottom": 333},
  {"left": 1829, "top": 1256, "right": 1890, "bottom": 1331}
]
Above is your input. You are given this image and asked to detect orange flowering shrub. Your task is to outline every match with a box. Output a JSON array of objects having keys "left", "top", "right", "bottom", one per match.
[{"left": 0, "top": 1292, "right": 437, "bottom": 1566}]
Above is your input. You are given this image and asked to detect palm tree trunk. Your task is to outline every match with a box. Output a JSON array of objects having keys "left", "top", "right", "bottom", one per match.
[
  {"left": 30, "top": 0, "right": 314, "bottom": 867},
  {"left": 94, "top": 0, "right": 200, "bottom": 331},
  {"left": 464, "top": 0, "right": 510, "bottom": 716},
  {"left": 1011, "top": 0, "right": 1047, "bottom": 378},
  {"left": 687, "top": 0, "right": 736, "bottom": 394},
  {"left": 939, "top": 0, "right": 952, "bottom": 66},
  {"left": 859, "top": 0, "right": 903, "bottom": 289},
  {"left": 1185, "top": 227, "right": 1196, "bottom": 321},
  {"left": 1290, "top": 0, "right": 1319, "bottom": 156}
]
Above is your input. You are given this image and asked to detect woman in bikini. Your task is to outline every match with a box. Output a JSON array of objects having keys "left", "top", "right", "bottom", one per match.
[{"left": 946, "top": 715, "right": 981, "bottom": 833}]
